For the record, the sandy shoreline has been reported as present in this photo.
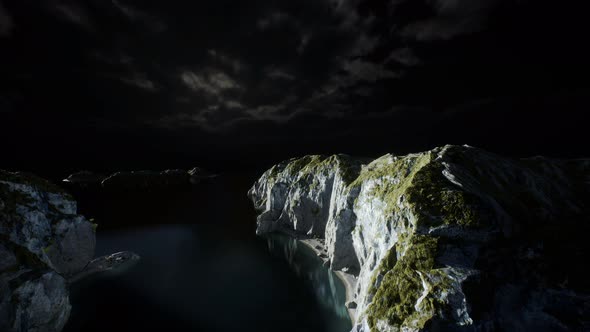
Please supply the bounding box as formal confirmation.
[298,239,357,323]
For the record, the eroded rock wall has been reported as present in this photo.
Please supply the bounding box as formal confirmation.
[0,170,96,332]
[249,145,590,332]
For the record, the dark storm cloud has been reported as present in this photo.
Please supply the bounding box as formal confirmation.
[342,59,398,83]
[385,48,420,67]
[52,2,95,30]
[119,72,158,92]
[207,50,245,75]
[180,70,241,97]
[400,0,502,40]
[1,0,589,167]
[111,0,167,33]
[0,1,13,36]
[257,11,292,31]
[120,0,393,131]
[3,0,399,132]
[265,67,296,81]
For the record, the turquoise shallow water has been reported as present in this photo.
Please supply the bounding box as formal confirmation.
[266,233,351,330]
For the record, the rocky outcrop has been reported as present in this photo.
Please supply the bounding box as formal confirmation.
[0,171,95,276]
[100,169,189,189]
[0,238,71,332]
[68,251,140,283]
[248,145,590,332]
[188,167,218,184]
[1,170,139,332]
[62,171,106,186]
[99,167,217,189]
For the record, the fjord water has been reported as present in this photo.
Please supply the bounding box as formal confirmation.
[63,174,351,332]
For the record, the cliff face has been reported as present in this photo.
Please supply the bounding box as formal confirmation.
[0,171,99,332]
[0,171,95,277]
[248,145,590,332]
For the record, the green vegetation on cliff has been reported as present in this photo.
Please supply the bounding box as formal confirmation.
[349,150,481,229]
[269,154,363,187]
[252,145,590,332]
[367,235,439,329]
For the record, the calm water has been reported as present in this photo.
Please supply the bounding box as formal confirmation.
[63,174,351,332]
[266,233,350,323]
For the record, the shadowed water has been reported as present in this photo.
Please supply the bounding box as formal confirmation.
[266,233,350,323]
[63,173,352,332]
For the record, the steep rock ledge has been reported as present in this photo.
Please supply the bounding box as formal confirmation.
[1,170,138,332]
[248,145,590,332]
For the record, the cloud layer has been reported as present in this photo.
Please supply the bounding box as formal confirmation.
[1,0,589,166]
[0,1,13,36]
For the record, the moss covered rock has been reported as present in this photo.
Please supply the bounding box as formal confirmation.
[0,170,95,276]
[1,170,141,332]
[249,145,590,332]
[0,236,71,332]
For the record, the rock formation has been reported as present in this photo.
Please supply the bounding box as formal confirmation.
[99,167,217,189]
[248,145,590,332]
[62,171,106,186]
[188,167,218,184]
[100,169,189,189]
[0,170,139,332]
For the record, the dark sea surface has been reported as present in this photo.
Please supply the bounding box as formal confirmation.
[62,174,351,332]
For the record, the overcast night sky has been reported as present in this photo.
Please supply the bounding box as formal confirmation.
[1,0,588,174]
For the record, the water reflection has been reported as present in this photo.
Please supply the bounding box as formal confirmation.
[66,225,352,332]
[266,233,351,328]
[63,174,352,332]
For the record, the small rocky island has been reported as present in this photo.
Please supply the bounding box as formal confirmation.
[0,170,139,332]
[63,167,217,190]
[248,145,590,332]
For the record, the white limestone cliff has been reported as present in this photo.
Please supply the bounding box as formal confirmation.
[0,170,139,332]
[249,145,590,332]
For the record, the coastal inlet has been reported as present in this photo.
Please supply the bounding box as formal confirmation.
[63,172,353,332]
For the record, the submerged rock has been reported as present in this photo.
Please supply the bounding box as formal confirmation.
[69,251,140,283]
[248,145,590,332]
[0,170,139,332]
